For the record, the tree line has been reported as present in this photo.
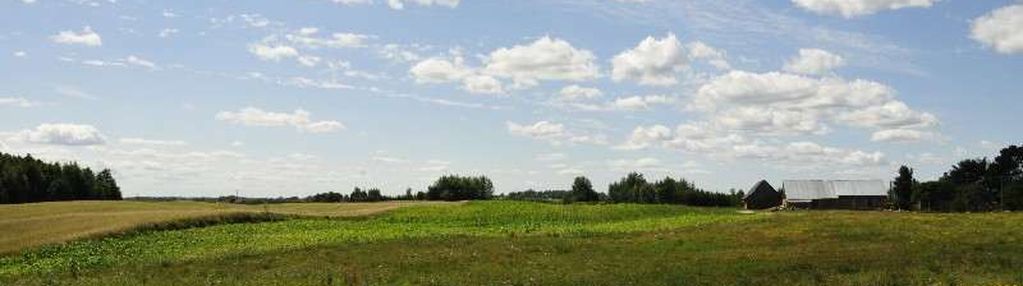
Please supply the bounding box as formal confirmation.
[501,173,741,207]
[890,144,1023,212]
[0,152,121,204]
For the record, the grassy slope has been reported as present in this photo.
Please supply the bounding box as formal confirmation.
[2,201,1023,285]
[0,200,450,254]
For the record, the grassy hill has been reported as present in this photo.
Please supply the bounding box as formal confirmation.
[1,201,1022,285]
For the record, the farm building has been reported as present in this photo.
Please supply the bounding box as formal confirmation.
[783,180,888,210]
[743,180,783,210]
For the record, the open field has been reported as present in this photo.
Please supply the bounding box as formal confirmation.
[0,200,452,254]
[2,201,1023,285]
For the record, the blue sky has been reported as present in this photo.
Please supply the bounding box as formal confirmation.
[1,0,1021,197]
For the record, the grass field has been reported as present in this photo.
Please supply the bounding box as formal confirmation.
[0,200,451,254]
[1,201,1022,285]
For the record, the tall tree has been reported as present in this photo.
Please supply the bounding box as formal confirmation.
[569,176,599,202]
[892,166,915,210]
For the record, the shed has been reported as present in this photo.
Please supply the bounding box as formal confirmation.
[783,180,888,210]
[743,180,782,210]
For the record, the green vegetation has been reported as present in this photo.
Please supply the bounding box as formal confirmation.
[0,152,121,204]
[2,200,1023,285]
[0,200,450,254]
[900,143,1023,212]
[426,174,494,201]
[609,173,742,206]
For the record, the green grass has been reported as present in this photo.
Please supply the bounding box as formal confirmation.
[2,201,1023,285]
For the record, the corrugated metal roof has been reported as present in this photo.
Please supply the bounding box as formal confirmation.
[783,180,887,201]
[784,180,834,201]
[830,180,887,197]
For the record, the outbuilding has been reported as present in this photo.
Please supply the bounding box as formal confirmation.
[743,180,783,210]
[783,180,888,210]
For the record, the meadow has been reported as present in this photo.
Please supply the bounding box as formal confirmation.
[1,200,1022,285]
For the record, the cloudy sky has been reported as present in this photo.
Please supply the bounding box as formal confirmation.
[1,0,1021,197]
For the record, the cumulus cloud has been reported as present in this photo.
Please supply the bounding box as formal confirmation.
[783,48,845,75]
[693,70,934,135]
[461,75,504,94]
[792,0,938,18]
[558,85,603,101]
[621,123,886,166]
[248,43,299,61]
[410,57,472,83]
[51,26,103,47]
[612,95,675,111]
[285,29,371,48]
[215,107,345,133]
[507,121,606,145]
[611,33,688,85]
[14,123,107,146]
[619,125,672,150]
[870,129,936,142]
[484,36,599,86]
[971,4,1023,55]
[686,41,730,70]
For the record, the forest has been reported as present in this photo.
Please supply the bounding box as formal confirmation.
[0,152,121,204]
[892,144,1023,212]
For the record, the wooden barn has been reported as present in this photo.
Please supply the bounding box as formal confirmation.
[743,180,783,210]
[783,180,888,210]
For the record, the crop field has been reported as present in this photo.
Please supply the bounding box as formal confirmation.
[0,200,451,254]
[2,201,1023,285]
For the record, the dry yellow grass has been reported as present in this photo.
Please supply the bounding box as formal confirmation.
[0,200,451,254]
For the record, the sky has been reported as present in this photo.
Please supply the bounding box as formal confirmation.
[1,0,1021,197]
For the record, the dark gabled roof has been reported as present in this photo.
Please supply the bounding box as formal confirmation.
[743,180,777,200]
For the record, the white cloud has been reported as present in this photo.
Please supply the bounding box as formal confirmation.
[119,138,188,146]
[971,4,1023,55]
[507,121,565,139]
[783,48,845,75]
[792,0,938,18]
[838,101,938,129]
[124,55,157,69]
[461,75,504,94]
[507,121,606,146]
[285,29,371,49]
[13,51,27,57]
[215,107,346,133]
[51,26,103,47]
[297,55,322,67]
[608,157,663,171]
[379,44,422,63]
[0,97,40,108]
[693,70,934,135]
[870,129,936,142]
[248,44,299,61]
[686,41,730,70]
[484,36,599,86]
[619,125,672,150]
[410,57,471,83]
[611,33,688,85]
[15,123,107,146]
[558,85,602,101]
[612,95,674,110]
[410,56,506,95]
